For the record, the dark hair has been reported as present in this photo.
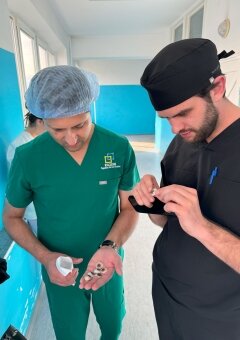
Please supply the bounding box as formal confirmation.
[24,111,42,127]
[196,74,225,101]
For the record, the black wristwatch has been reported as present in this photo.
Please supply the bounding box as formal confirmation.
[99,240,118,251]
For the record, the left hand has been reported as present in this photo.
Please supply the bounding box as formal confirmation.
[44,252,82,287]
[79,247,122,291]
[154,184,207,238]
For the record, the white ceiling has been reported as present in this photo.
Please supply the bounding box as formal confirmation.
[48,0,200,36]
[7,0,201,62]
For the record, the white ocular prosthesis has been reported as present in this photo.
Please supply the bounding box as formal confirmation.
[56,256,73,276]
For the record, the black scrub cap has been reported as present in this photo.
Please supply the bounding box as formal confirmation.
[140,38,235,111]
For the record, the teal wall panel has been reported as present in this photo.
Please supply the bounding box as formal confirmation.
[95,85,156,134]
[0,48,23,230]
[0,48,41,337]
[0,244,41,335]
[155,115,175,156]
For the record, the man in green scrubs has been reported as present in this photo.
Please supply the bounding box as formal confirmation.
[3,66,139,340]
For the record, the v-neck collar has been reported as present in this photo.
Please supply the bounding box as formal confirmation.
[49,124,96,167]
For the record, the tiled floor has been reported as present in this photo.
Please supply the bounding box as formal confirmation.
[26,135,162,340]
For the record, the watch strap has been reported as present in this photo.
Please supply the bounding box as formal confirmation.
[99,240,118,251]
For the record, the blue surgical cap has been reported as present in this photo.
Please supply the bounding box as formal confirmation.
[25,65,100,119]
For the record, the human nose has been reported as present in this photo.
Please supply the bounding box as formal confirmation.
[65,130,78,145]
[168,118,184,135]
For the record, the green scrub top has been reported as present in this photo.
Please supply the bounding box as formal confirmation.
[6,125,139,260]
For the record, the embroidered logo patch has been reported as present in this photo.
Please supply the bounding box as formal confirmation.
[104,154,114,165]
[101,153,121,170]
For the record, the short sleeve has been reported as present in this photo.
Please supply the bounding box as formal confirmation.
[6,143,16,168]
[119,142,140,191]
[5,149,33,208]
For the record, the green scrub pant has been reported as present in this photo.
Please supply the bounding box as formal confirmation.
[43,270,125,340]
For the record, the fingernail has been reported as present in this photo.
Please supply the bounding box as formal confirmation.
[151,188,158,196]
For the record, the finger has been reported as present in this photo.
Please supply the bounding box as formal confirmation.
[72,257,83,264]
[171,185,196,197]
[79,264,111,289]
[68,268,79,281]
[161,190,191,207]
[140,176,159,204]
[158,186,196,204]
[114,258,123,276]
[60,270,78,286]
[163,201,182,215]
[79,274,99,290]
[55,282,68,287]
[54,277,74,286]
[74,269,79,280]
[134,182,158,207]
[159,185,196,199]
[64,268,78,278]
[136,181,154,198]
[161,189,200,219]
[141,174,159,191]
[79,268,97,288]
[91,277,109,291]
[71,268,79,275]
[90,271,113,291]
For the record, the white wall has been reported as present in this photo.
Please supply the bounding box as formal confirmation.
[203,0,240,52]
[72,31,170,60]
[0,0,14,52]
[203,0,240,104]
[73,31,170,84]
[77,59,150,85]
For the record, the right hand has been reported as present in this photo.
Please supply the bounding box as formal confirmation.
[79,247,122,291]
[43,252,83,286]
[132,174,160,207]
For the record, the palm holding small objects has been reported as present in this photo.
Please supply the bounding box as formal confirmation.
[79,247,122,291]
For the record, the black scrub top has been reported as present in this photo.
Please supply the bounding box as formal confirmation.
[154,119,240,321]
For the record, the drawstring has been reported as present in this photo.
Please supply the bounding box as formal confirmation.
[218,50,235,60]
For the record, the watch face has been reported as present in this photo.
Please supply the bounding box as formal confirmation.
[100,240,118,250]
[103,240,113,246]
[101,240,115,247]
[218,18,230,38]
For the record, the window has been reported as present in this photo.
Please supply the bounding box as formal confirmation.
[189,6,204,38]
[171,3,204,41]
[174,23,183,42]
[10,16,57,106]
[38,45,48,70]
[19,29,37,88]
[48,52,56,67]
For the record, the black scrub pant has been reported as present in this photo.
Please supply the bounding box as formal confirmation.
[152,267,240,340]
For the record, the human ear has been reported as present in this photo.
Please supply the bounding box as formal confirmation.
[210,76,226,102]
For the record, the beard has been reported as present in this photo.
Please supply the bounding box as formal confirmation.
[181,100,218,143]
[62,139,85,152]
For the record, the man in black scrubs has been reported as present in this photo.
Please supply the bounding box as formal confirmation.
[133,38,240,339]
